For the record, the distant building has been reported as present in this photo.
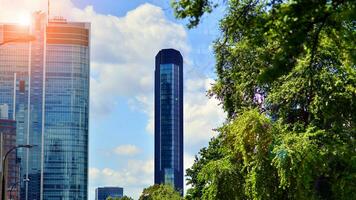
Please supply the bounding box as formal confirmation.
[0,104,9,119]
[0,12,90,199]
[0,119,18,200]
[95,187,124,200]
[154,49,184,194]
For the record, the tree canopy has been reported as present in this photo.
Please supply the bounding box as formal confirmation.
[139,184,183,200]
[106,196,134,200]
[172,0,356,199]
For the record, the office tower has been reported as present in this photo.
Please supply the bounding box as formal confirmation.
[0,118,18,200]
[0,104,9,119]
[95,187,124,200]
[154,49,184,194]
[0,12,90,199]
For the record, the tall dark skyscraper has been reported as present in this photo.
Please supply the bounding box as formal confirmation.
[0,12,90,199]
[154,49,184,194]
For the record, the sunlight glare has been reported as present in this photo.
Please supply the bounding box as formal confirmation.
[16,14,31,26]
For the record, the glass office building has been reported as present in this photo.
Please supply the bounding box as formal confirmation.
[95,187,123,200]
[154,49,183,194]
[0,119,19,200]
[0,12,90,200]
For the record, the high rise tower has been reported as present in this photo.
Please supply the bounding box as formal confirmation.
[154,49,183,194]
[0,12,90,199]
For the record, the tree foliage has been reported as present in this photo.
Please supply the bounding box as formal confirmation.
[121,196,134,200]
[106,196,134,200]
[172,0,356,199]
[185,136,227,200]
[139,184,183,200]
[172,0,218,28]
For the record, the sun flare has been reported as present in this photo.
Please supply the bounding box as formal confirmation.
[16,14,31,26]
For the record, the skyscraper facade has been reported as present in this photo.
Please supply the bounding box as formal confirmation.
[154,49,184,194]
[0,119,19,200]
[0,12,90,200]
[95,187,123,200]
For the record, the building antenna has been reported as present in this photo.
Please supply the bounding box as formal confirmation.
[48,0,50,22]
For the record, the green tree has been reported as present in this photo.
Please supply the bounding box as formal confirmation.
[120,196,134,200]
[185,136,227,200]
[172,0,356,199]
[139,184,183,200]
[190,110,283,200]
[106,196,134,200]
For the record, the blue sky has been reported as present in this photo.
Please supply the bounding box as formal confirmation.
[0,0,226,199]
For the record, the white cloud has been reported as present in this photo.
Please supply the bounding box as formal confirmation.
[89,159,153,199]
[89,167,101,180]
[114,144,141,156]
[184,78,225,145]
[184,153,195,193]
[69,3,190,115]
[90,153,197,198]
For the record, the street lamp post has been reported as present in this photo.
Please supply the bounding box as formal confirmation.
[1,145,35,200]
